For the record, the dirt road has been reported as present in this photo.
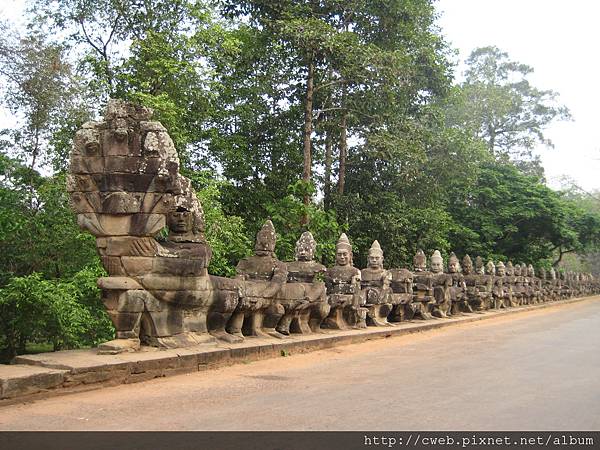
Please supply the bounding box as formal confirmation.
[1,299,599,431]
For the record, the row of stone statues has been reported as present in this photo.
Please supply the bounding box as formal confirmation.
[232,222,598,339]
[67,101,597,354]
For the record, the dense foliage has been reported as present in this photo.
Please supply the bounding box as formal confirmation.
[0,0,598,358]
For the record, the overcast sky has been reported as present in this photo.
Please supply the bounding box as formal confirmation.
[1,0,598,192]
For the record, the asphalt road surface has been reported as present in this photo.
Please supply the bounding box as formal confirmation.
[1,298,599,431]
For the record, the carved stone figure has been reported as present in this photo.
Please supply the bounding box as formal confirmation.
[504,261,517,307]
[430,250,451,318]
[527,264,541,303]
[361,240,393,326]
[447,252,469,315]
[411,249,435,319]
[472,256,490,310]
[513,264,525,305]
[521,262,532,305]
[68,100,233,353]
[538,267,549,302]
[323,234,366,329]
[463,255,482,311]
[388,268,414,322]
[283,231,329,334]
[229,220,287,339]
[485,260,499,309]
[548,267,558,301]
[491,261,506,309]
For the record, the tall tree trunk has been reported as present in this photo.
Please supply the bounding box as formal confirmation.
[337,109,348,195]
[301,54,315,226]
[324,128,333,210]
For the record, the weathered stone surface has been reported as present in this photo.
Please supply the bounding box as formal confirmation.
[94,173,156,192]
[140,274,211,291]
[101,192,143,214]
[66,174,97,192]
[77,213,165,237]
[104,156,165,174]
[102,130,141,157]
[98,276,143,290]
[70,156,104,174]
[141,193,173,214]
[68,192,95,213]
[72,128,101,156]
[148,290,213,307]
[103,290,148,312]
[0,365,68,399]
[140,120,167,133]
[105,236,158,256]
[97,339,141,355]
[152,257,210,276]
[107,311,142,332]
[144,131,177,159]
[121,256,155,276]
[101,256,126,276]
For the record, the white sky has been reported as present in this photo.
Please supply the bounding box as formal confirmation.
[436,0,600,192]
[1,0,599,192]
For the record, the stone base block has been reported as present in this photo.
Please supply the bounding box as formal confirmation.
[0,365,68,399]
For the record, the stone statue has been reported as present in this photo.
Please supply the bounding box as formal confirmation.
[513,264,525,306]
[504,261,517,307]
[411,249,435,320]
[463,255,482,311]
[521,262,532,305]
[484,260,497,310]
[548,267,558,301]
[538,267,548,302]
[529,265,540,303]
[491,261,506,309]
[282,231,329,334]
[323,234,366,329]
[388,268,414,322]
[361,240,393,326]
[229,220,287,339]
[430,250,451,318]
[68,100,241,353]
[474,256,494,312]
[447,252,469,315]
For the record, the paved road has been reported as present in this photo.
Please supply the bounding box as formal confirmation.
[1,299,599,431]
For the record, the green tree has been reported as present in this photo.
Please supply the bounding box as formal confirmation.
[447,46,571,175]
[446,161,599,265]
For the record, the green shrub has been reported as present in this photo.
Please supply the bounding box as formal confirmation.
[0,265,113,360]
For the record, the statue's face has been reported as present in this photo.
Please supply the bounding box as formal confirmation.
[463,261,473,275]
[255,236,275,255]
[367,254,383,269]
[167,209,193,234]
[295,243,314,262]
[486,263,495,275]
[336,248,350,266]
[448,261,459,274]
[414,260,426,272]
[430,259,443,274]
[497,266,506,276]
